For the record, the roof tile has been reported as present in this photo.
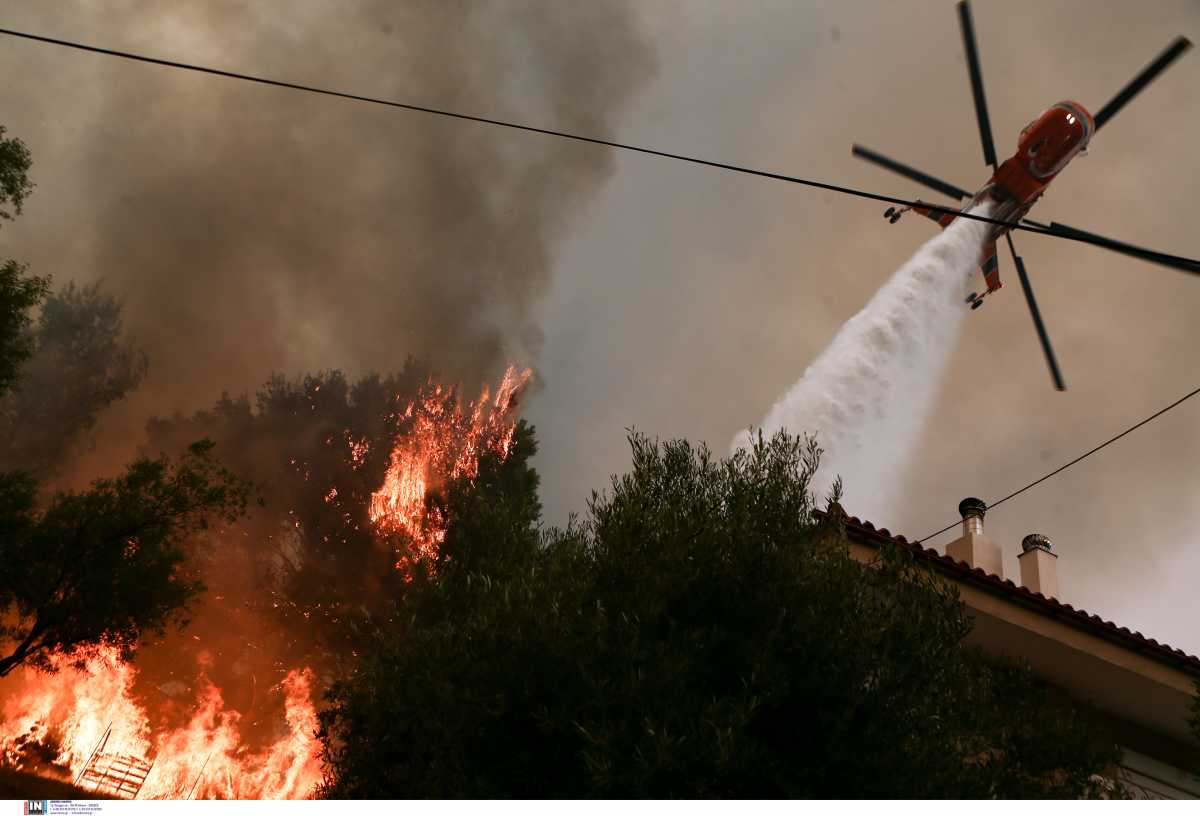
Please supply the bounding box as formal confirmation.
[823,507,1200,675]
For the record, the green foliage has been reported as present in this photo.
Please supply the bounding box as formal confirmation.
[0,440,249,677]
[0,126,33,226]
[432,419,543,581]
[318,429,1119,798]
[0,125,46,397]
[0,281,148,475]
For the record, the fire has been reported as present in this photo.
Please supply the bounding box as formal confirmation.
[367,364,532,577]
[0,648,322,799]
[1,364,534,798]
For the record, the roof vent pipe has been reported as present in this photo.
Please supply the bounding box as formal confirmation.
[946,497,1003,578]
[959,497,987,536]
[1018,533,1059,599]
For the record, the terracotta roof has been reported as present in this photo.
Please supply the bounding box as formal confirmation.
[821,507,1200,677]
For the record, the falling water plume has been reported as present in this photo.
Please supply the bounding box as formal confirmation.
[734,205,994,523]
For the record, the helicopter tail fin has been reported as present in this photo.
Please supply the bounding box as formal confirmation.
[965,242,1002,311]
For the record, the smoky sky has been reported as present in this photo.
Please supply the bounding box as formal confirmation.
[0,0,654,410]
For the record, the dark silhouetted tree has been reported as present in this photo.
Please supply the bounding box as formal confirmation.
[318,429,1121,798]
[0,127,46,396]
[0,260,47,401]
[0,281,148,475]
[0,440,248,677]
[138,362,545,708]
[142,363,435,668]
[0,125,33,225]
[0,126,247,678]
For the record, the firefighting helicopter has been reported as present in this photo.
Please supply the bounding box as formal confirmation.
[852,0,1195,391]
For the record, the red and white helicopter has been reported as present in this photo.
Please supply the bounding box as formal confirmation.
[853,0,1195,390]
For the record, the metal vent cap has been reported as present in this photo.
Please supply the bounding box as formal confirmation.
[958,497,988,519]
[1021,533,1052,553]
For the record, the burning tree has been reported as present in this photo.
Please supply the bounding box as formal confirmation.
[137,361,534,676]
[367,364,533,579]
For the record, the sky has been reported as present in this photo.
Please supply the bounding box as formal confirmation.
[1,0,1198,654]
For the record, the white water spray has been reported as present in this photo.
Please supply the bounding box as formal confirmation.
[734,206,993,523]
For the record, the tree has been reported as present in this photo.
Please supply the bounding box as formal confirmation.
[0,281,148,475]
[141,362,437,670]
[318,429,1120,798]
[0,127,46,396]
[0,125,33,226]
[124,365,541,734]
[0,126,247,678]
[0,260,47,400]
[0,440,248,677]
[0,129,147,477]
[0,128,147,477]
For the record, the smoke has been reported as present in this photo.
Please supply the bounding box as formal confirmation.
[733,206,993,523]
[1,0,655,422]
[0,2,657,789]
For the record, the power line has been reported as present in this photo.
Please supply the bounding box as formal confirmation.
[7,27,1199,546]
[917,383,1200,544]
[2,25,1198,270]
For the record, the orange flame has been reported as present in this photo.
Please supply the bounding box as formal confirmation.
[0,648,322,799]
[367,364,532,578]
[1,365,533,798]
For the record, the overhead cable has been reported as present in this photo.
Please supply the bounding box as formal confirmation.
[2,25,1199,268]
[916,383,1200,544]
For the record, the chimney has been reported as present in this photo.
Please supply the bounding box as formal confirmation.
[1018,533,1059,599]
[946,497,1003,578]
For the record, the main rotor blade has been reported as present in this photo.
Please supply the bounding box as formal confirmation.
[957,1,998,169]
[850,145,972,200]
[1023,218,1200,275]
[1094,36,1192,131]
[1005,233,1066,391]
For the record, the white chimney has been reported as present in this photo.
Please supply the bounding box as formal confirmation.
[946,497,1004,578]
[1018,533,1059,599]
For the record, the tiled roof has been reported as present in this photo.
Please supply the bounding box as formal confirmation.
[822,507,1200,677]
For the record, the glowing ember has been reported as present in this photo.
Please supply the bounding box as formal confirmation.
[367,364,532,577]
[0,648,321,799]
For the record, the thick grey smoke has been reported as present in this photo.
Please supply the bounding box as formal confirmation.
[733,207,992,524]
[0,0,655,420]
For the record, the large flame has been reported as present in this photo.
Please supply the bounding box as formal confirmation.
[0,647,321,799]
[1,364,533,798]
[365,364,532,577]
